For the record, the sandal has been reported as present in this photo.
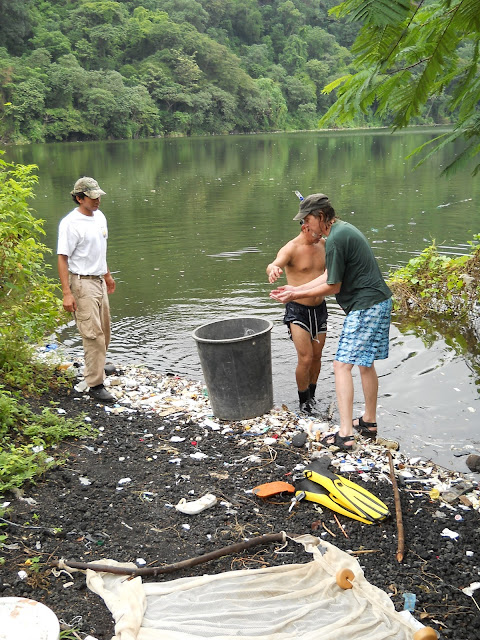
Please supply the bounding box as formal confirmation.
[320,431,354,452]
[353,416,377,439]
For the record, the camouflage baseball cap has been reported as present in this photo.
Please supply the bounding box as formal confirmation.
[293,193,330,221]
[70,177,106,198]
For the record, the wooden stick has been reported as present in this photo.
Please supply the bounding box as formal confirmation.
[322,522,336,537]
[53,532,287,577]
[333,513,348,538]
[387,450,405,563]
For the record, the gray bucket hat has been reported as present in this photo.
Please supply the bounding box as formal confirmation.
[293,193,330,221]
[70,177,106,199]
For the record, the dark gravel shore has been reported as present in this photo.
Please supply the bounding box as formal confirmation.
[1,372,479,640]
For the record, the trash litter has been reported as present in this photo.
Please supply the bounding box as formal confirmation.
[74,380,89,393]
[440,528,459,540]
[462,582,480,597]
[289,491,305,512]
[175,493,217,515]
[376,437,400,450]
[0,597,60,639]
[252,482,295,498]
[403,592,416,612]
[189,451,208,460]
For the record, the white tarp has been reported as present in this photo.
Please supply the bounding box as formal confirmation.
[82,534,426,640]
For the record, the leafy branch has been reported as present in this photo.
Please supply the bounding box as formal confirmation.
[321,0,480,174]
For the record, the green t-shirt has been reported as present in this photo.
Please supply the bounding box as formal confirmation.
[326,220,392,314]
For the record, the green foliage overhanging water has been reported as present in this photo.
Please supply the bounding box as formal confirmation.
[388,236,480,367]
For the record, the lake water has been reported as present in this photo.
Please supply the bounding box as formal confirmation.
[4,129,480,471]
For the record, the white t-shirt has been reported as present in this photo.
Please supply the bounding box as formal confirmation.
[57,208,108,276]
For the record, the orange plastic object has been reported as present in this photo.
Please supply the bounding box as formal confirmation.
[413,628,438,640]
[252,481,296,498]
[336,568,354,590]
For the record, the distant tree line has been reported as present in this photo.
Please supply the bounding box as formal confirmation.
[0,0,454,143]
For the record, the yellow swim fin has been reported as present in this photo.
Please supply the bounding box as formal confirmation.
[303,457,390,523]
[294,477,375,525]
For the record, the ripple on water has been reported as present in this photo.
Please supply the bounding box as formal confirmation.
[57,300,479,474]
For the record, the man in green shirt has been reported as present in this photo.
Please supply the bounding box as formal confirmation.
[270,193,392,451]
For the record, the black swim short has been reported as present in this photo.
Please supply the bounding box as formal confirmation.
[284,301,328,340]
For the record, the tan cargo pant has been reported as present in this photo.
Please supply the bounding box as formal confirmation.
[69,275,111,388]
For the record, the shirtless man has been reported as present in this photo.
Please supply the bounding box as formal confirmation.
[266,195,328,414]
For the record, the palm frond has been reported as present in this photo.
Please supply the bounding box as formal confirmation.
[322,0,480,174]
[455,0,480,29]
[330,0,412,26]
[405,115,480,176]
[440,141,480,176]
[322,75,352,94]
[351,24,406,64]
[319,70,380,126]
[450,40,480,112]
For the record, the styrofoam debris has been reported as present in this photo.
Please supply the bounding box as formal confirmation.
[440,528,459,539]
[190,451,208,460]
[47,359,480,514]
[462,582,480,597]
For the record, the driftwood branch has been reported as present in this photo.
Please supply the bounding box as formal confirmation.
[53,532,287,577]
[387,451,405,563]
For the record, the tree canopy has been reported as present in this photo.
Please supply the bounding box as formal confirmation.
[0,0,470,144]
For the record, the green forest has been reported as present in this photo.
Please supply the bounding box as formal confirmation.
[0,0,459,143]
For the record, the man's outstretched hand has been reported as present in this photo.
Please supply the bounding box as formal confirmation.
[270,285,295,303]
[267,265,283,283]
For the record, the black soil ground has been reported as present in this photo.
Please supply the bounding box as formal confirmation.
[1,378,479,640]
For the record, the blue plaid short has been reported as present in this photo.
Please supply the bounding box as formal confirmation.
[335,298,392,367]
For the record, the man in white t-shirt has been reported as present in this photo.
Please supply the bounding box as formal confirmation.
[57,177,116,403]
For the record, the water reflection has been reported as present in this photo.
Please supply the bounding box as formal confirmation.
[4,130,480,472]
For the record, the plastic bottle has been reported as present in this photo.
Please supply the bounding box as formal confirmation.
[294,190,304,201]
